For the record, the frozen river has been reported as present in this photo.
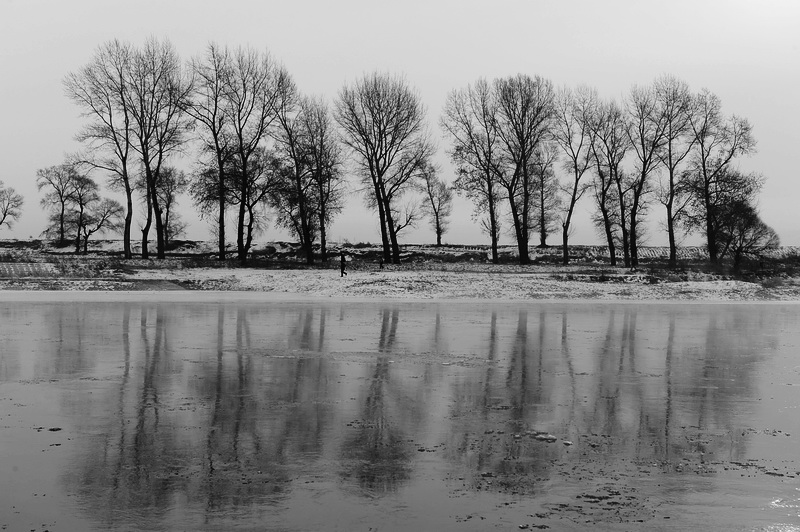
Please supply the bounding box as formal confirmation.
[1,294,799,531]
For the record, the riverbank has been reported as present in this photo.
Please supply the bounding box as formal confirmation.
[2,265,800,301]
[2,239,800,301]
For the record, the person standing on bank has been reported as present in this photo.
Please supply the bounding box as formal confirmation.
[340,251,347,277]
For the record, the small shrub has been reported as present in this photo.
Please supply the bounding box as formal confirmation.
[761,276,784,289]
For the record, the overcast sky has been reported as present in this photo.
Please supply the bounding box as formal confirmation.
[1,0,798,247]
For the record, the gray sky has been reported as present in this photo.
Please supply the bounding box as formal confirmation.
[1,0,798,246]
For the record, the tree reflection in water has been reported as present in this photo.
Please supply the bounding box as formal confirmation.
[340,307,411,494]
[3,300,791,529]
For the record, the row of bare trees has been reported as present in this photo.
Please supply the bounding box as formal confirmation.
[442,74,777,267]
[60,39,349,264]
[49,37,775,267]
[63,38,189,259]
[185,44,346,265]
[58,41,455,265]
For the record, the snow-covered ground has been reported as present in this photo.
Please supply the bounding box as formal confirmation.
[116,266,796,301]
[2,239,800,300]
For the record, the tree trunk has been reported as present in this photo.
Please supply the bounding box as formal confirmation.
[146,168,166,260]
[383,198,401,264]
[59,204,66,246]
[297,180,314,265]
[666,199,677,268]
[667,213,677,268]
[217,156,226,262]
[123,184,133,259]
[630,215,638,268]
[237,201,246,264]
[616,198,630,268]
[389,229,401,263]
[705,197,718,264]
[141,182,152,259]
[620,219,630,268]
[237,173,247,264]
[629,192,641,268]
[318,206,328,262]
[153,203,166,259]
[615,180,630,268]
[244,205,256,259]
[163,203,171,250]
[488,193,499,264]
[75,208,84,254]
[706,218,717,263]
[507,191,528,265]
[520,178,531,265]
[600,206,616,266]
[562,189,579,265]
[629,181,646,268]
[301,218,313,265]
[374,179,391,264]
[539,183,547,247]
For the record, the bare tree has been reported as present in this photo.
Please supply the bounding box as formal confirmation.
[301,97,345,262]
[185,43,232,260]
[417,164,453,246]
[79,198,124,254]
[155,166,189,247]
[0,181,23,231]
[36,164,78,245]
[654,75,695,267]
[127,37,192,259]
[64,40,135,258]
[272,74,317,264]
[687,89,757,263]
[552,86,594,264]
[227,147,280,255]
[268,94,344,263]
[588,98,630,266]
[133,164,187,250]
[530,141,560,247]
[441,79,503,263]
[225,47,283,263]
[493,74,555,264]
[335,72,432,264]
[269,162,313,249]
[626,82,668,267]
[67,173,100,253]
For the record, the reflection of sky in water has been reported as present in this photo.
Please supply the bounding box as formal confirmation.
[0,300,799,531]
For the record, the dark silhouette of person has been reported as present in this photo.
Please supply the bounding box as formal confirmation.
[340,252,347,277]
